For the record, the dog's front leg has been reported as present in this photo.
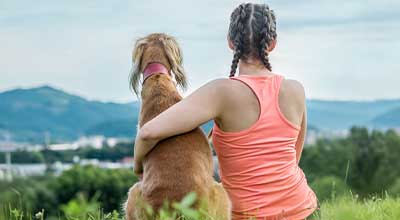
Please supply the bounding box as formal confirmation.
[125,182,145,220]
[208,182,232,220]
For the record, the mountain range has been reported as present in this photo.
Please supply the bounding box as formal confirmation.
[0,86,399,143]
[0,86,138,143]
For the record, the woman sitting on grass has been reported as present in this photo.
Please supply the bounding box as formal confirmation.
[134,3,318,220]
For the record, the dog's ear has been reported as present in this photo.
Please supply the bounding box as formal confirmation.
[130,37,147,95]
[161,36,188,90]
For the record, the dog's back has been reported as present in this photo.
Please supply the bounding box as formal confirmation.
[139,74,214,210]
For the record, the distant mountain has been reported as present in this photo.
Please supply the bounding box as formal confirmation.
[371,107,400,128]
[86,118,138,138]
[0,86,399,143]
[307,99,400,129]
[0,86,139,143]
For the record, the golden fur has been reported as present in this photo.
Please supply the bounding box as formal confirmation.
[125,33,231,220]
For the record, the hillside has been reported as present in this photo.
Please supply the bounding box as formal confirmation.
[371,107,400,128]
[307,99,400,129]
[0,86,139,143]
[0,86,399,143]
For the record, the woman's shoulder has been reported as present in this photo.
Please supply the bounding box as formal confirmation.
[280,78,305,101]
[204,77,242,93]
[278,77,306,114]
[190,78,238,105]
[199,78,251,107]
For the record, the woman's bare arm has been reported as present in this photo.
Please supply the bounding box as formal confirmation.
[280,79,307,164]
[291,80,307,164]
[295,109,307,164]
[133,79,228,174]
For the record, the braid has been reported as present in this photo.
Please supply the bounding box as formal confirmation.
[228,3,277,75]
[230,50,241,77]
[259,5,272,71]
[229,4,247,77]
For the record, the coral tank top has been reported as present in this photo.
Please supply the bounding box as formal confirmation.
[212,74,317,220]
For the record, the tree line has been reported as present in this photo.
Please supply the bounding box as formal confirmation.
[300,127,400,200]
[1,126,400,219]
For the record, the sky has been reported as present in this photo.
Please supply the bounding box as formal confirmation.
[0,0,399,102]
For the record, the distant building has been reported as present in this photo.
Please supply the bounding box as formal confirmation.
[47,136,132,151]
[75,136,105,149]
[121,156,134,165]
[0,135,132,152]
[49,143,79,151]
[305,129,349,146]
[0,141,44,152]
[0,164,47,178]
[106,138,119,148]
[106,137,131,147]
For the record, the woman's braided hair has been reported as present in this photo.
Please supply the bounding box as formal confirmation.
[228,3,277,77]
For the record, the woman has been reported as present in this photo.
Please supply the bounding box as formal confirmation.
[133,3,318,220]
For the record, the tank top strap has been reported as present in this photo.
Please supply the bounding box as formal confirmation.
[272,74,284,98]
[229,76,264,99]
[230,74,284,105]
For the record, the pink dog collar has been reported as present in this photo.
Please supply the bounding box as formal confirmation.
[143,63,170,82]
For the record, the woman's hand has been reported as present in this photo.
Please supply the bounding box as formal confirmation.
[133,159,143,175]
[133,128,160,175]
[133,139,143,175]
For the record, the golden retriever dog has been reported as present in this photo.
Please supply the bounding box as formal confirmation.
[125,33,231,220]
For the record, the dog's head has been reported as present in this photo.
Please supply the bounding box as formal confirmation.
[130,33,187,96]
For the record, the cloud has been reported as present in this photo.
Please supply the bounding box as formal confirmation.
[0,0,399,101]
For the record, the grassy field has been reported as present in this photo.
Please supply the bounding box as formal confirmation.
[2,193,400,220]
[319,195,400,220]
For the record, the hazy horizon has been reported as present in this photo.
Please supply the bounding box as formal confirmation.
[2,84,400,104]
[1,0,399,102]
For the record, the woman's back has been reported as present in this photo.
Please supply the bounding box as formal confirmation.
[213,73,305,135]
[212,74,317,220]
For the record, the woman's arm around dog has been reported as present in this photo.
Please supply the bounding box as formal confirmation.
[134,79,229,174]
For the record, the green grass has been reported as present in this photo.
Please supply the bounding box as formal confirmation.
[320,195,400,220]
[2,193,400,220]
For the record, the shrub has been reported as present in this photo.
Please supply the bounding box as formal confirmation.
[310,176,348,202]
[388,178,400,196]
